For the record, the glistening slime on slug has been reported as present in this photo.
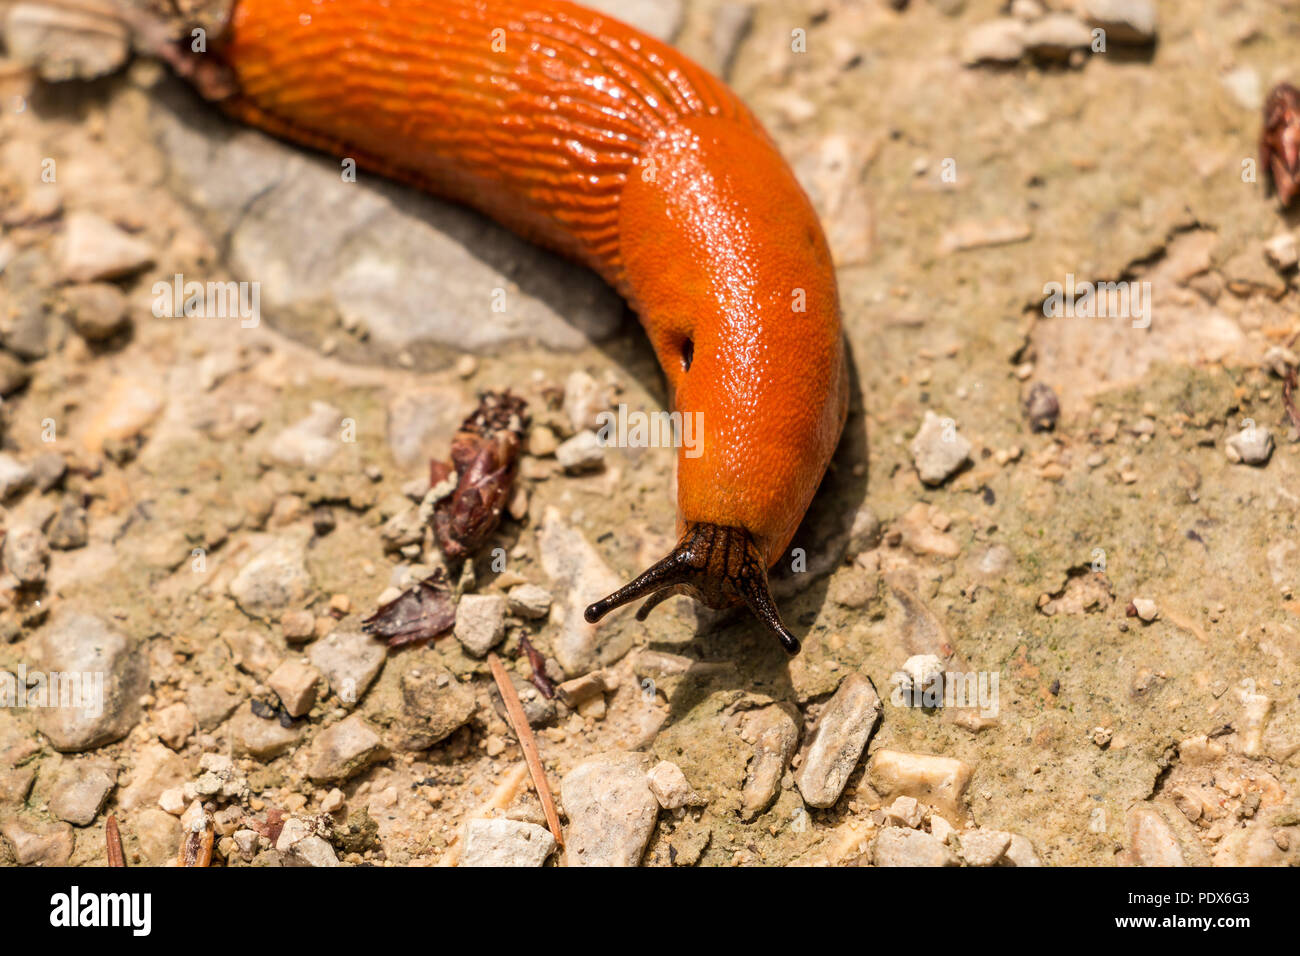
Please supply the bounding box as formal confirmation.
[192,0,850,653]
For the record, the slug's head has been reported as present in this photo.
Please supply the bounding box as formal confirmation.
[584,522,799,655]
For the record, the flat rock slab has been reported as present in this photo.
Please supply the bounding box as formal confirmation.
[461,818,556,867]
[150,84,623,359]
[561,752,658,867]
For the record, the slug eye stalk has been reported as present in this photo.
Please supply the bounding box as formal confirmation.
[584,522,801,656]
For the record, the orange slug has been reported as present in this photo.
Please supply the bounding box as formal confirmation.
[199,0,849,653]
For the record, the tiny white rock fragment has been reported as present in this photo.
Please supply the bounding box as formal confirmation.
[1264,233,1298,270]
[453,594,507,657]
[1131,597,1159,623]
[1225,425,1273,466]
[910,411,971,486]
[646,760,698,810]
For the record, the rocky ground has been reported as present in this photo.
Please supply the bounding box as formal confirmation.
[0,0,1298,867]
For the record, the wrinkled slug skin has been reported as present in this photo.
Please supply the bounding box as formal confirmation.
[217,0,849,565]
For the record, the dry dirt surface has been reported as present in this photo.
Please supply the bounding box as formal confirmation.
[0,0,1298,868]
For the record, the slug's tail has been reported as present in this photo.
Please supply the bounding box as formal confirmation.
[583,523,801,656]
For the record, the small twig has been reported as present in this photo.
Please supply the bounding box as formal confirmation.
[487,652,563,847]
[105,815,126,867]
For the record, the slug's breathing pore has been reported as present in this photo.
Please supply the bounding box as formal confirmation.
[584,524,800,656]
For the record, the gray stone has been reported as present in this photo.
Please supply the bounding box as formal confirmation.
[556,430,606,473]
[538,507,626,675]
[561,752,658,867]
[308,714,388,783]
[453,594,506,657]
[135,808,180,865]
[910,411,971,486]
[229,535,313,619]
[461,818,556,867]
[185,684,242,731]
[1124,806,1186,866]
[1226,424,1273,466]
[1002,833,1043,866]
[386,387,467,468]
[1085,0,1156,44]
[153,103,622,356]
[394,661,476,750]
[63,282,129,341]
[507,583,553,620]
[191,753,248,803]
[1023,13,1091,59]
[0,816,73,865]
[962,18,1026,65]
[0,454,34,500]
[270,402,343,470]
[267,659,320,717]
[740,705,799,820]
[0,352,30,396]
[873,828,958,867]
[230,702,302,760]
[58,211,152,282]
[490,670,556,728]
[154,702,194,750]
[116,742,189,812]
[955,828,1012,866]
[1,289,52,360]
[647,760,698,810]
[710,2,754,78]
[883,795,926,828]
[276,816,340,867]
[48,759,117,825]
[34,612,148,752]
[3,526,48,585]
[308,630,385,707]
[3,3,130,81]
[47,500,88,550]
[794,673,882,808]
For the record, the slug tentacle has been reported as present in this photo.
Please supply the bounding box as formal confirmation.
[584,523,801,656]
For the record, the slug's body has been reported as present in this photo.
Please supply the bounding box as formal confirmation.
[209,0,849,651]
